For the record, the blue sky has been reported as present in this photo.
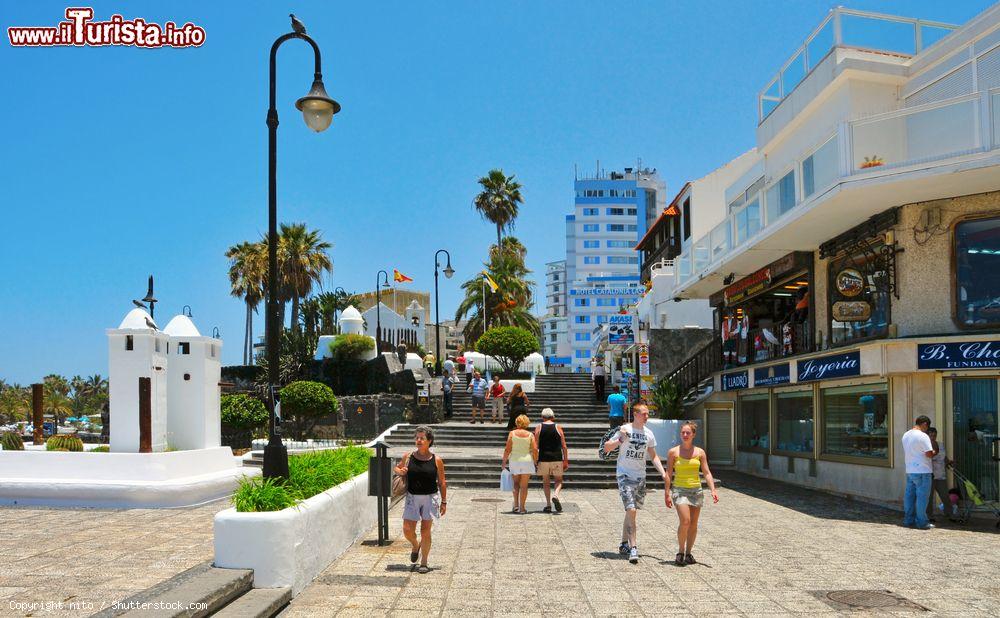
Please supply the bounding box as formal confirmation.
[0,0,992,384]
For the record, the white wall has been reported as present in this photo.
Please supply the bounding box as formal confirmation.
[167,338,222,450]
[108,331,169,453]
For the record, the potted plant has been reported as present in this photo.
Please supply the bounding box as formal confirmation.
[860,155,884,169]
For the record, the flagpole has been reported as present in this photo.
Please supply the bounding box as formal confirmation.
[482,276,487,334]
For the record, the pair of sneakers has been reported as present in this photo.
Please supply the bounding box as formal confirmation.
[618,542,639,564]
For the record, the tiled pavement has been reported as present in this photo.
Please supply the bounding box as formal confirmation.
[0,500,228,616]
[284,472,1000,617]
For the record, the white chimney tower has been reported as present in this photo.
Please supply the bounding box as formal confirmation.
[107,308,169,452]
[164,313,222,450]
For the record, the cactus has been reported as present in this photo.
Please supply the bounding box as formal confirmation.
[90,445,110,453]
[1,431,25,451]
[45,434,84,452]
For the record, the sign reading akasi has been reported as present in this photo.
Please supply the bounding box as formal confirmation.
[918,341,1000,369]
[721,370,749,391]
[796,351,861,382]
[754,363,790,387]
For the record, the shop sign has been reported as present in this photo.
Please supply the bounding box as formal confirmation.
[608,314,635,345]
[835,268,865,297]
[417,388,429,406]
[724,267,771,306]
[918,341,1000,369]
[639,375,654,400]
[832,301,871,322]
[797,351,861,382]
[754,363,790,387]
[638,344,650,376]
[721,370,749,391]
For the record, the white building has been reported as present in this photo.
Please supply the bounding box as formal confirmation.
[360,301,425,349]
[163,313,222,451]
[542,260,570,365]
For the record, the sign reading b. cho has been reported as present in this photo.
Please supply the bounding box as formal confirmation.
[918,341,1000,369]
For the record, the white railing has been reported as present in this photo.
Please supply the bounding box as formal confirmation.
[670,90,998,297]
[759,7,957,120]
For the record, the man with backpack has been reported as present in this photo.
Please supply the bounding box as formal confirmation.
[601,402,666,564]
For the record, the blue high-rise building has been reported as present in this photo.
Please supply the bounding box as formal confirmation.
[556,167,666,370]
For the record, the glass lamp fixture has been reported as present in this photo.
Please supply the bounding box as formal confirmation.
[443,263,455,279]
[295,79,340,132]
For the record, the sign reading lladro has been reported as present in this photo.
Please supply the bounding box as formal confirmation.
[721,370,749,391]
[796,351,861,382]
[918,341,1000,369]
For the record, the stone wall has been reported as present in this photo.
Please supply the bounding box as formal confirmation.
[649,328,716,378]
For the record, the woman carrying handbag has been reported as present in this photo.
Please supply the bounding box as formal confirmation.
[393,426,447,573]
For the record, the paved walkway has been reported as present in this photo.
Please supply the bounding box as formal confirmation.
[0,500,228,616]
[284,472,1000,617]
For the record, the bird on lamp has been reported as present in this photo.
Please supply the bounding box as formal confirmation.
[290,14,307,34]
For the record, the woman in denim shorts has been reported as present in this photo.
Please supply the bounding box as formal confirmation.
[395,426,447,573]
[664,422,719,566]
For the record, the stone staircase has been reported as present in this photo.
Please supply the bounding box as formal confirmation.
[448,373,608,423]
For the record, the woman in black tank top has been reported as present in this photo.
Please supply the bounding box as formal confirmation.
[534,409,568,512]
[394,426,447,573]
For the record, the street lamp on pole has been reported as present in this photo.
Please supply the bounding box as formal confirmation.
[263,16,340,480]
[376,270,390,352]
[333,286,346,333]
[433,249,454,375]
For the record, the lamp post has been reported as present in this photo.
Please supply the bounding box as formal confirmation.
[433,249,454,375]
[333,286,346,333]
[376,270,390,351]
[263,17,341,480]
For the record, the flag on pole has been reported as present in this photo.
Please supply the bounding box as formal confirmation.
[393,269,413,283]
[481,271,499,293]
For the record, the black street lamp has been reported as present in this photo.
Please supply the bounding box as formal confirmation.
[333,286,346,333]
[263,17,341,480]
[433,249,454,375]
[376,270,390,351]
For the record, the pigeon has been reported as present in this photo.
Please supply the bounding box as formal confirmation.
[144,316,159,330]
[132,300,148,310]
[290,14,306,34]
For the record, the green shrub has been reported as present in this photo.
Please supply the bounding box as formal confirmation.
[328,334,374,361]
[233,445,371,512]
[221,394,268,430]
[1,431,24,451]
[46,435,84,452]
[280,381,340,440]
[650,377,685,420]
[475,326,539,373]
[90,445,110,452]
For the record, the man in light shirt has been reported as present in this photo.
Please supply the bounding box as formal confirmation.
[901,415,936,530]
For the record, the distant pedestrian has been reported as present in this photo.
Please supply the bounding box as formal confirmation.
[503,414,538,514]
[467,370,489,424]
[487,375,506,424]
[535,408,568,513]
[602,403,666,564]
[443,356,455,378]
[927,427,952,522]
[593,359,607,401]
[902,415,936,530]
[395,426,447,574]
[664,422,719,566]
[441,372,456,418]
[464,357,474,385]
[506,383,530,431]
[423,352,436,374]
[607,385,627,429]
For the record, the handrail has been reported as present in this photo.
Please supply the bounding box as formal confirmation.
[666,337,723,399]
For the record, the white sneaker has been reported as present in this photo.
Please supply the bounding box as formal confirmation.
[629,546,639,564]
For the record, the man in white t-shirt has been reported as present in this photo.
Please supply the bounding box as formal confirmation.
[901,415,936,530]
[602,403,667,564]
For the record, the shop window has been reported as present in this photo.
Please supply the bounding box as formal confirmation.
[828,241,890,345]
[955,216,1000,327]
[774,389,814,456]
[738,393,770,451]
[820,383,889,462]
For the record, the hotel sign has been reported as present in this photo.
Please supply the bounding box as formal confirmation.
[797,351,861,382]
[918,341,1000,369]
[724,267,771,306]
[754,363,790,387]
[721,370,749,391]
[570,288,638,296]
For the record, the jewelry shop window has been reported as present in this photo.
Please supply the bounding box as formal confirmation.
[821,383,889,463]
[738,393,770,452]
[955,216,1000,327]
[774,389,814,457]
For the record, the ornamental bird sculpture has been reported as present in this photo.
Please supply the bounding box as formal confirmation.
[290,14,306,34]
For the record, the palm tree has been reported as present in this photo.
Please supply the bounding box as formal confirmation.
[226,241,266,364]
[454,236,539,344]
[474,169,523,248]
[279,223,332,335]
[299,297,322,339]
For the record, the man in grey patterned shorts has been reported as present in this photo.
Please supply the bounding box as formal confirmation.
[602,403,667,564]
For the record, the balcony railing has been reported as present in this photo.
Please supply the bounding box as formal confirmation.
[670,89,998,299]
[759,8,957,121]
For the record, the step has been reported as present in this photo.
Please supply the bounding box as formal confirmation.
[214,587,291,618]
[92,561,252,618]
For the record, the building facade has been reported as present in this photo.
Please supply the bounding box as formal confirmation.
[543,260,570,365]
[647,5,1000,511]
[561,168,666,370]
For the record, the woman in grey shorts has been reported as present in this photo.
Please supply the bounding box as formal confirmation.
[664,422,718,566]
[394,426,447,573]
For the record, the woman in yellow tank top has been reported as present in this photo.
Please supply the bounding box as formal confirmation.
[664,422,719,566]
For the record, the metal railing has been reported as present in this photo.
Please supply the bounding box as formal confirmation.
[666,337,723,400]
